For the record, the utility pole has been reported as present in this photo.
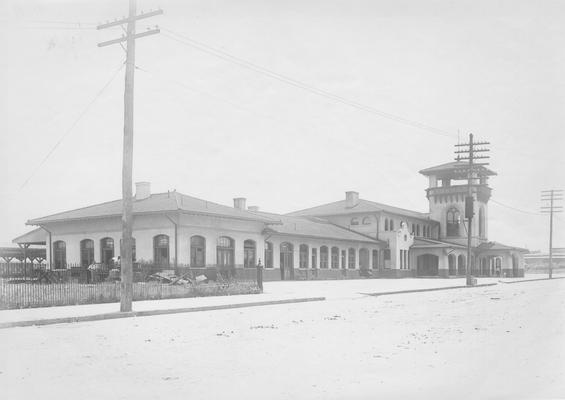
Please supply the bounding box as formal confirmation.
[455,133,490,286]
[541,189,563,279]
[97,1,162,312]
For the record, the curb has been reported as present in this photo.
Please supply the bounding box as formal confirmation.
[361,283,497,297]
[499,276,565,284]
[0,297,326,330]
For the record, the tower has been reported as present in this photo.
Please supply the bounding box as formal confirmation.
[419,161,496,247]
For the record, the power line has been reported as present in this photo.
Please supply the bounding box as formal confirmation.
[136,64,426,210]
[161,28,456,139]
[490,199,541,216]
[20,62,125,189]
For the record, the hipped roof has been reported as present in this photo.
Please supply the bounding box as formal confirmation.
[27,192,279,225]
[287,198,430,220]
[254,211,383,244]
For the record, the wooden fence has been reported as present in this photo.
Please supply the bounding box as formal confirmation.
[0,262,260,310]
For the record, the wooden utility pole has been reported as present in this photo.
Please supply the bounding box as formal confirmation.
[97,1,162,312]
[541,189,563,279]
[455,134,490,286]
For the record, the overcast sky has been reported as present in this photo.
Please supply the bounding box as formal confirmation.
[0,0,563,250]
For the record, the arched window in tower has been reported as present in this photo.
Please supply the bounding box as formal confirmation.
[479,206,486,238]
[390,220,394,230]
[384,218,389,231]
[446,208,460,237]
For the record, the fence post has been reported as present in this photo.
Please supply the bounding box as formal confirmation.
[256,259,263,292]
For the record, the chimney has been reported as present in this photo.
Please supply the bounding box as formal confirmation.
[248,206,259,212]
[233,197,246,210]
[345,191,359,208]
[135,182,151,200]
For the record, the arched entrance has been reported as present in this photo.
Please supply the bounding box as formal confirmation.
[280,242,294,280]
[457,255,466,275]
[417,254,439,276]
[448,254,456,276]
[359,248,370,270]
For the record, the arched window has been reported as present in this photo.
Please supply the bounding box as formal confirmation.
[320,246,329,269]
[390,220,394,230]
[350,217,359,226]
[311,248,318,269]
[479,206,486,238]
[348,248,356,269]
[100,237,115,266]
[53,240,66,269]
[457,254,466,275]
[331,247,339,269]
[80,239,94,267]
[384,218,389,231]
[448,254,456,276]
[372,249,379,269]
[265,241,273,268]
[280,242,294,277]
[299,244,309,269]
[359,248,369,269]
[217,236,234,268]
[362,217,371,225]
[190,236,206,267]
[446,208,460,237]
[411,223,415,234]
[416,225,421,237]
[244,240,256,268]
[153,235,170,266]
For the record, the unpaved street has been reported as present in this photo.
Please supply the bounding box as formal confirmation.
[0,279,563,399]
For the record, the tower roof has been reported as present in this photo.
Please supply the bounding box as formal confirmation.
[419,161,496,179]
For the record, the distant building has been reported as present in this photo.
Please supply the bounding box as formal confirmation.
[14,161,526,279]
[524,248,565,272]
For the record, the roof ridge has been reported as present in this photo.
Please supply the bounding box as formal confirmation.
[360,199,429,218]
[286,199,346,216]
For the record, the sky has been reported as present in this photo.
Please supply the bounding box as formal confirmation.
[0,0,563,250]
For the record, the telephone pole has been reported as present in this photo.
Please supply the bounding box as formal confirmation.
[541,189,563,279]
[455,133,490,286]
[97,1,162,312]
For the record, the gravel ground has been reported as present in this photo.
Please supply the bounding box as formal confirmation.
[0,278,563,399]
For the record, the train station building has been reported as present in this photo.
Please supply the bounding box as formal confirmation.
[14,160,526,279]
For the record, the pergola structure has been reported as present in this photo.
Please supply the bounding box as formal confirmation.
[3,228,47,264]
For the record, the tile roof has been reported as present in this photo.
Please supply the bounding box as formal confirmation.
[287,198,431,220]
[411,238,466,249]
[27,192,279,225]
[253,211,382,244]
[476,241,529,253]
[419,161,496,177]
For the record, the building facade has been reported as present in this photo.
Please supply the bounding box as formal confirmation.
[15,161,526,280]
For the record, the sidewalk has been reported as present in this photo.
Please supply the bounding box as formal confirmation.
[0,275,533,328]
